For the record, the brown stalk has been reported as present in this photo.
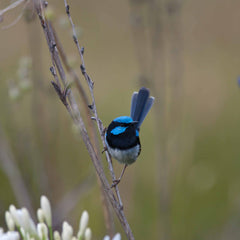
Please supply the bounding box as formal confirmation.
[33,1,135,239]
[52,25,115,236]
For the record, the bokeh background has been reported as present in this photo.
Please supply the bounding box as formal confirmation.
[1,0,240,239]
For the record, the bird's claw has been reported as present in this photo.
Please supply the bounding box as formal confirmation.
[102,147,107,154]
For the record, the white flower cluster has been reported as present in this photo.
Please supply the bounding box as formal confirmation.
[0,196,121,240]
[8,56,32,101]
[102,233,121,240]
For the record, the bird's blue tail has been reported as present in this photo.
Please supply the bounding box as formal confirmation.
[130,87,155,129]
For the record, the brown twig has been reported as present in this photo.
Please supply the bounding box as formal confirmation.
[128,1,184,239]
[52,24,115,237]
[63,0,133,236]
[63,0,123,208]
[1,6,24,29]
[0,0,26,20]
[33,1,134,239]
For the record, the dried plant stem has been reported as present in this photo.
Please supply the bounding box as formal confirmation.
[0,123,34,217]
[128,0,184,239]
[62,0,123,209]
[52,25,115,237]
[0,0,26,19]
[1,7,24,29]
[33,1,134,239]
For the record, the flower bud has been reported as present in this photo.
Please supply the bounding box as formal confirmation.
[84,228,92,240]
[61,221,73,240]
[5,211,15,231]
[77,211,89,237]
[37,223,48,240]
[37,209,45,223]
[102,236,110,240]
[9,205,20,226]
[112,233,121,240]
[53,231,61,240]
[40,195,52,226]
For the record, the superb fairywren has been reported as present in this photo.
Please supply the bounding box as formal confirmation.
[105,87,154,186]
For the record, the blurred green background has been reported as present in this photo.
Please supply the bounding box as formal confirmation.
[1,0,240,239]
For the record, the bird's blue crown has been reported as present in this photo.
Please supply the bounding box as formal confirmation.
[113,116,133,123]
[108,116,139,136]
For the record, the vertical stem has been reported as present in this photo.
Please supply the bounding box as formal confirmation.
[34,1,135,238]
[0,123,34,217]
[52,26,115,236]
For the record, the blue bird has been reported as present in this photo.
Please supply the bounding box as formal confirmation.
[105,87,155,186]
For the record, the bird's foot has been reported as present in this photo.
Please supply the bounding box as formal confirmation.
[102,146,108,154]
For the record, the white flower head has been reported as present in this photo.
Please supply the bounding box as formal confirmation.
[40,195,52,226]
[112,233,121,240]
[21,208,36,235]
[28,218,37,236]
[37,223,48,240]
[37,209,45,223]
[102,236,110,240]
[5,211,15,231]
[103,233,121,240]
[8,207,36,236]
[9,205,20,226]
[84,228,92,240]
[53,231,61,240]
[0,231,20,240]
[77,211,89,237]
[61,221,73,240]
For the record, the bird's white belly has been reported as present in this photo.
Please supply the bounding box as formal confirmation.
[106,142,140,165]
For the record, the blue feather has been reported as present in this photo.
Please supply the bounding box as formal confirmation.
[130,87,155,129]
[111,126,128,135]
[136,130,139,136]
[113,116,133,123]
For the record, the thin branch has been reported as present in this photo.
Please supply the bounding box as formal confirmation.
[1,9,23,29]
[63,0,123,208]
[33,1,134,239]
[52,25,115,236]
[128,1,184,240]
[1,0,30,29]
[0,0,26,20]
[63,1,134,236]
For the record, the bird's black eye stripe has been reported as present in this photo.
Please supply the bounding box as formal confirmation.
[120,122,129,127]
[115,122,136,127]
[111,122,129,128]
